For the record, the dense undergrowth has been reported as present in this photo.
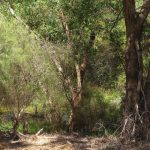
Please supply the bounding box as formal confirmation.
[0,1,125,137]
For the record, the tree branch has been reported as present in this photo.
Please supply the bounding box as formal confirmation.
[110,7,123,33]
[138,0,150,25]
[52,53,74,103]
[59,10,71,48]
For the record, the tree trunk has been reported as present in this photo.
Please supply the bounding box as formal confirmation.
[68,32,95,133]
[13,117,19,136]
[144,63,150,110]
[23,120,29,134]
[69,88,81,133]
[122,0,150,140]
[69,107,78,133]
[144,63,150,139]
[123,34,144,139]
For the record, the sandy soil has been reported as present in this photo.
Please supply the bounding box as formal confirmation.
[0,134,150,150]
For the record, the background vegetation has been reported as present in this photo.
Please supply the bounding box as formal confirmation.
[0,0,149,139]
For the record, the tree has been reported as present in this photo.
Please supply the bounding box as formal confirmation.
[51,0,100,132]
[122,0,150,139]
[4,0,126,134]
[0,15,36,135]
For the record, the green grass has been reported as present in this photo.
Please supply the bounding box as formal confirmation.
[0,120,13,132]
[0,116,59,134]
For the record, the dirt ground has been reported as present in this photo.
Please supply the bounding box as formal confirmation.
[0,134,150,150]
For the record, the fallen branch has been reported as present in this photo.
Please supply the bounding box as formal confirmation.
[36,128,43,136]
[10,139,22,144]
[16,131,29,139]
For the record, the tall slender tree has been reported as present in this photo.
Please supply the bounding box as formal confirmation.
[53,0,99,132]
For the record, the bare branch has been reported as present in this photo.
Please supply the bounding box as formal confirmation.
[52,53,74,103]
[36,128,43,136]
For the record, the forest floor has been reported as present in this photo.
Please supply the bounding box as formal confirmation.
[0,134,150,150]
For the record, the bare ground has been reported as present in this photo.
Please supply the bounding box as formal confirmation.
[0,134,150,150]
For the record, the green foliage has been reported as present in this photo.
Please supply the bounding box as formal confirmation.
[0,120,12,132]
[0,114,60,133]
[10,0,64,42]
[0,14,36,109]
[69,83,122,134]
[27,118,57,133]
[0,12,65,118]
[0,0,128,135]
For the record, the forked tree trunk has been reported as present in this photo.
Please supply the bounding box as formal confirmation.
[122,0,150,139]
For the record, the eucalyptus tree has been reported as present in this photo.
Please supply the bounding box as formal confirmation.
[54,0,125,132]
[122,0,150,139]
[54,0,100,132]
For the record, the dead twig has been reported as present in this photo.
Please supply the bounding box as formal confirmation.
[16,132,29,139]
[36,128,43,136]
